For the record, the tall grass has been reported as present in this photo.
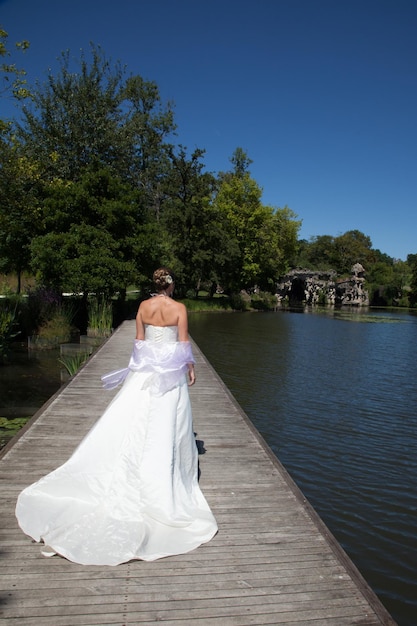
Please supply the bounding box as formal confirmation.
[58,351,90,376]
[87,297,113,337]
[181,297,232,312]
[30,301,78,349]
[0,300,20,362]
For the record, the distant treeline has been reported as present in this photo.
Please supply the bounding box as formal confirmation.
[1,33,416,307]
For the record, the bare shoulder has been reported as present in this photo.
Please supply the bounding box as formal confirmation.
[175,300,187,312]
[138,296,155,310]
[136,299,148,317]
[174,300,189,318]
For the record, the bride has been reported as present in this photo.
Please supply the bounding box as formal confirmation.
[15,268,218,566]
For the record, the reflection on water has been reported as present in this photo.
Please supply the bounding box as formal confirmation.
[0,342,62,446]
[189,309,417,626]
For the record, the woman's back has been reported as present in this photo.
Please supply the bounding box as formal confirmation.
[137,296,189,342]
[145,324,178,343]
[139,295,182,328]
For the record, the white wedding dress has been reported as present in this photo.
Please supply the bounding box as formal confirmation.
[15,325,217,566]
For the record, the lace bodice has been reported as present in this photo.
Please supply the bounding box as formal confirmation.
[144,325,178,343]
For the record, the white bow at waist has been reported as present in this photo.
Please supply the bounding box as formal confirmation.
[101,340,195,395]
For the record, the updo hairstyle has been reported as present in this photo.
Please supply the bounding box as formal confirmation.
[153,267,175,292]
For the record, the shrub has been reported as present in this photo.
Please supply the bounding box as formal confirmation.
[20,287,62,337]
[250,291,278,311]
[29,302,78,349]
[229,292,250,311]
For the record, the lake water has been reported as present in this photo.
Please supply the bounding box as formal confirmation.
[2,310,416,624]
[189,308,417,626]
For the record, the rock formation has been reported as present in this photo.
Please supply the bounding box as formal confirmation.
[275,263,369,306]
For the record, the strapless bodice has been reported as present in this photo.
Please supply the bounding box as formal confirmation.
[144,325,178,343]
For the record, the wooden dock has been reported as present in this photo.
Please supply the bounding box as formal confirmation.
[0,320,396,625]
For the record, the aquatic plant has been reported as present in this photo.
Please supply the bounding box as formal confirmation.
[0,301,20,363]
[58,351,90,377]
[87,297,113,337]
[0,416,30,449]
[29,299,78,350]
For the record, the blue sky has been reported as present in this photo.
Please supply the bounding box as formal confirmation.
[1,0,416,260]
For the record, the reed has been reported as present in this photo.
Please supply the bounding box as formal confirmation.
[58,351,90,376]
[87,297,113,337]
[0,301,20,362]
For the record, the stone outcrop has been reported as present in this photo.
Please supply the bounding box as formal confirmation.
[275,263,369,306]
[336,263,369,306]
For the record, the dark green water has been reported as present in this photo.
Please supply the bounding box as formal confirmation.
[189,308,417,626]
[0,343,62,447]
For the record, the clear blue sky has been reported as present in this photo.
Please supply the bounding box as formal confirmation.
[1,0,416,260]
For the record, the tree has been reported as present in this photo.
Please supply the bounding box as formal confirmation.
[0,26,30,118]
[160,146,235,295]
[230,147,253,177]
[213,148,300,291]
[15,45,176,295]
[366,260,395,305]
[298,235,337,270]
[18,46,130,182]
[18,45,175,186]
[123,75,175,218]
[30,165,141,296]
[333,230,374,274]
[0,29,34,291]
[390,260,411,306]
[297,230,375,275]
[408,254,417,307]
[0,133,42,292]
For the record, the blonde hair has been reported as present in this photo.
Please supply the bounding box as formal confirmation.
[153,267,174,291]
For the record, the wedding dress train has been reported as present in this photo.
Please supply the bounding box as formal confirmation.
[15,325,217,565]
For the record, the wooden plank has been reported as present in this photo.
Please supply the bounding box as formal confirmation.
[0,320,397,625]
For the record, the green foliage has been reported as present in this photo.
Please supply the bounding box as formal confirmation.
[122,74,176,214]
[7,42,405,304]
[180,297,232,312]
[23,286,62,335]
[0,299,20,362]
[213,149,301,291]
[293,232,415,307]
[0,132,42,292]
[31,313,72,348]
[0,416,30,449]
[160,146,232,295]
[0,416,29,430]
[408,254,417,307]
[30,166,140,295]
[87,296,113,336]
[295,235,337,270]
[229,147,253,177]
[12,46,177,297]
[0,27,30,102]
[58,351,90,376]
[250,291,278,311]
[18,45,175,185]
[19,46,130,180]
[295,231,374,274]
[334,230,374,274]
[28,296,77,349]
[228,292,250,311]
